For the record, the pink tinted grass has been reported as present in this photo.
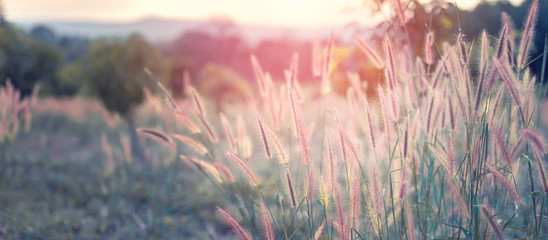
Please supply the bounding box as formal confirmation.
[448,96,455,130]
[314,221,326,240]
[517,0,538,69]
[216,206,252,240]
[196,113,218,142]
[172,133,208,155]
[190,87,206,118]
[213,162,235,183]
[481,205,504,240]
[384,35,397,91]
[307,164,315,200]
[285,168,297,207]
[457,32,468,64]
[378,85,393,143]
[175,112,201,134]
[334,182,348,240]
[426,95,435,134]
[488,165,522,205]
[256,113,271,158]
[493,57,522,108]
[406,202,416,240]
[251,55,267,96]
[521,128,546,154]
[226,151,260,186]
[424,31,434,65]
[493,126,514,169]
[496,24,508,59]
[322,31,334,83]
[313,38,321,76]
[136,128,175,149]
[260,202,274,240]
[220,113,237,152]
[369,159,383,217]
[353,34,384,68]
[288,83,311,165]
[350,173,361,229]
[396,0,406,25]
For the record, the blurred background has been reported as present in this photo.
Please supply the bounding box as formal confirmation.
[1,0,547,238]
[5,0,547,102]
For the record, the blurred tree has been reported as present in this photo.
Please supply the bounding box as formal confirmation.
[78,34,171,161]
[165,29,252,98]
[23,25,90,96]
[29,25,56,45]
[0,25,62,97]
[0,0,5,25]
[197,63,252,111]
[57,36,89,63]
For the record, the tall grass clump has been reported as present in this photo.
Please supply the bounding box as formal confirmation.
[0,80,33,159]
[142,1,548,238]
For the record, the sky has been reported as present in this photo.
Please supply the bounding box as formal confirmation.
[8,0,525,28]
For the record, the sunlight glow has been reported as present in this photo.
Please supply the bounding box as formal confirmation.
[8,0,525,28]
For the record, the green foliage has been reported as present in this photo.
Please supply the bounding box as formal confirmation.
[0,25,62,97]
[79,34,170,116]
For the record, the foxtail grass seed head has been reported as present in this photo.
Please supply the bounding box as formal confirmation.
[378,85,393,143]
[322,31,334,95]
[265,124,289,165]
[406,202,416,240]
[517,0,538,70]
[481,30,489,65]
[256,113,271,158]
[251,55,267,96]
[318,176,331,208]
[457,32,468,64]
[368,159,383,217]
[175,112,201,134]
[384,35,397,91]
[196,112,218,143]
[190,87,206,118]
[448,95,455,130]
[496,24,508,59]
[260,202,274,240]
[353,34,384,68]
[285,168,297,207]
[489,165,522,205]
[521,128,546,154]
[213,162,235,183]
[216,206,252,240]
[288,83,311,165]
[426,95,435,134]
[334,182,348,240]
[474,59,487,118]
[220,113,237,152]
[137,128,175,149]
[481,205,505,240]
[493,57,521,108]
[172,133,208,156]
[424,31,434,65]
[312,37,321,77]
[226,151,260,186]
[314,221,326,240]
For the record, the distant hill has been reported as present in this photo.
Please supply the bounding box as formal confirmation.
[14,17,364,45]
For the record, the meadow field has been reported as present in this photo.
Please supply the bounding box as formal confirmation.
[2,0,548,239]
